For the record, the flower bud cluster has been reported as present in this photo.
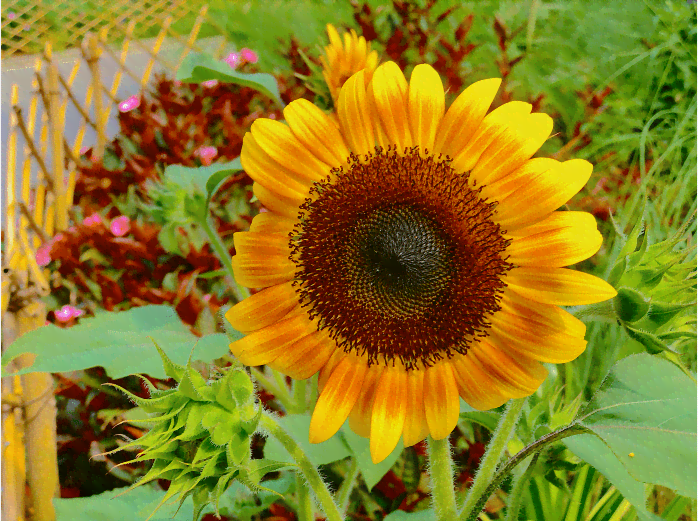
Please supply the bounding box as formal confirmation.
[609,216,696,358]
[108,344,261,520]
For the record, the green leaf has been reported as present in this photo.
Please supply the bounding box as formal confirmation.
[646,301,696,328]
[2,306,230,379]
[263,414,351,466]
[241,459,296,487]
[340,425,403,490]
[564,434,662,521]
[578,354,697,498]
[624,325,669,354]
[54,484,204,521]
[383,510,436,520]
[205,157,243,200]
[177,53,284,108]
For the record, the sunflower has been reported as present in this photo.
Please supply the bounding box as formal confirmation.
[320,24,379,106]
[226,61,616,464]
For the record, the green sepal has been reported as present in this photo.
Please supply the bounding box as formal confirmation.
[153,340,186,381]
[646,300,696,328]
[624,325,668,354]
[626,222,648,270]
[104,383,186,413]
[241,404,262,435]
[227,432,251,466]
[607,256,627,287]
[179,363,214,402]
[176,403,208,441]
[614,287,650,323]
[192,438,223,465]
[228,370,255,407]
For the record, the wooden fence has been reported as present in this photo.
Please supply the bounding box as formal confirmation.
[1,6,230,519]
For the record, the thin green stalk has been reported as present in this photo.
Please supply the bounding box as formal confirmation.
[504,451,541,521]
[336,458,360,515]
[199,215,249,302]
[296,473,314,521]
[459,398,526,520]
[428,436,458,521]
[260,413,343,521]
[292,379,308,413]
[464,423,588,521]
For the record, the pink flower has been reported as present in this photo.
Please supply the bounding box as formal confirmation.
[7,12,16,20]
[240,48,258,64]
[55,305,84,323]
[174,80,182,87]
[110,216,131,237]
[35,244,52,267]
[79,146,90,155]
[201,79,218,88]
[224,52,240,69]
[82,213,102,226]
[195,146,218,166]
[118,95,140,113]
[202,294,212,303]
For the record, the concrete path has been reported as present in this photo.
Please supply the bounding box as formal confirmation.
[2,35,228,223]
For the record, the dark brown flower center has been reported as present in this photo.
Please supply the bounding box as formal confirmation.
[290,147,512,369]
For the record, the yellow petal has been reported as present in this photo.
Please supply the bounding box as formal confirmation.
[370,368,407,463]
[267,330,335,380]
[309,356,367,443]
[369,62,412,151]
[506,211,603,267]
[249,212,297,234]
[488,320,587,364]
[233,231,291,257]
[348,365,383,438]
[451,353,509,411]
[493,159,593,230]
[284,99,350,168]
[506,267,617,305]
[231,237,296,288]
[408,64,445,154]
[318,348,345,392]
[337,69,375,156]
[253,182,303,219]
[229,309,313,366]
[469,340,548,397]
[242,134,311,198]
[472,113,553,186]
[423,363,459,440]
[250,119,330,183]
[402,370,428,447]
[433,78,501,157]
[497,288,587,337]
[225,280,298,333]
[451,101,532,174]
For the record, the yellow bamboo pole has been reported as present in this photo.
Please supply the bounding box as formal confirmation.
[7,85,19,257]
[17,301,58,521]
[84,33,105,160]
[175,5,209,69]
[45,43,68,232]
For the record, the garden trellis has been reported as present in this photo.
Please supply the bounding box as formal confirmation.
[1,5,230,519]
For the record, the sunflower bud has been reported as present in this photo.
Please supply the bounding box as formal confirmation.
[609,214,696,358]
[106,342,263,520]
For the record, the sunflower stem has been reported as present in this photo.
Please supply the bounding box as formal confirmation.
[296,472,314,521]
[336,457,360,515]
[260,413,343,521]
[292,379,308,413]
[458,397,526,520]
[504,450,541,521]
[427,436,458,521]
[199,214,249,303]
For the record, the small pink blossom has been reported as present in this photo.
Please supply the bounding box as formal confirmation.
[35,244,52,267]
[55,305,84,323]
[110,216,131,237]
[259,207,269,213]
[7,11,16,20]
[79,146,90,155]
[201,79,218,88]
[174,80,182,87]
[118,95,140,113]
[269,113,277,120]
[240,48,258,64]
[224,52,240,69]
[195,146,218,166]
[82,213,102,226]
[202,294,212,303]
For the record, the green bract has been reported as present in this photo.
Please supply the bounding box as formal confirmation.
[609,214,697,360]
[104,343,284,521]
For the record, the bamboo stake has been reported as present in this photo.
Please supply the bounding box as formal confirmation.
[7,85,18,257]
[45,43,68,232]
[17,301,58,521]
[84,33,106,160]
[175,5,209,69]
